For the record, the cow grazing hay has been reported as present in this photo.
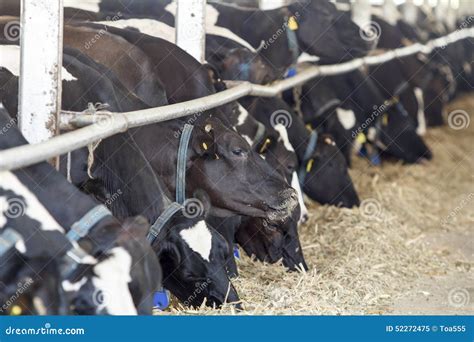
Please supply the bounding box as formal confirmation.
[167,93,473,315]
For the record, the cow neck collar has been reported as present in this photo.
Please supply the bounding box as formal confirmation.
[283,9,300,67]
[0,228,22,258]
[176,124,194,204]
[60,204,113,276]
[147,123,194,244]
[315,99,341,118]
[298,129,318,186]
[66,205,112,242]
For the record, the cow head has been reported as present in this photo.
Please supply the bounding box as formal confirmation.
[301,134,360,208]
[151,209,240,308]
[187,117,299,225]
[63,246,138,315]
[208,46,276,84]
[377,107,433,163]
[288,0,375,63]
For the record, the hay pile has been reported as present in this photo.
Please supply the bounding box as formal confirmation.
[172,94,474,315]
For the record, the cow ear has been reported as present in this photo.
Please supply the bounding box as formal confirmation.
[158,241,182,267]
[192,125,216,157]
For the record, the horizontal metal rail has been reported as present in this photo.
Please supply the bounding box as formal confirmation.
[0,28,473,171]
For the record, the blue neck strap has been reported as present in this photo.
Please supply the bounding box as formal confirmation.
[285,18,300,64]
[66,205,112,242]
[147,202,183,244]
[176,124,194,205]
[298,130,318,186]
[0,228,22,257]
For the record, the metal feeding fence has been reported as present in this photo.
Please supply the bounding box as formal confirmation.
[0,0,473,172]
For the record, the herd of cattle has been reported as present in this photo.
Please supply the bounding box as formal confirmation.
[0,0,472,315]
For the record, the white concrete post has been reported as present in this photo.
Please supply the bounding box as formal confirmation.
[176,0,206,63]
[259,0,287,10]
[18,0,63,146]
[351,0,372,28]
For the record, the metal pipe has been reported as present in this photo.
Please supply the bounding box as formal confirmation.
[1,28,473,172]
[18,0,63,168]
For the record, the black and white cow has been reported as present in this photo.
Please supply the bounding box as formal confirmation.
[0,108,162,315]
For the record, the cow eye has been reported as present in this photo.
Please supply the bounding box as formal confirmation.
[232,148,245,157]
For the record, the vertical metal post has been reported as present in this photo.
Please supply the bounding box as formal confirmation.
[402,0,419,26]
[259,0,287,10]
[176,0,206,63]
[19,0,63,149]
[383,0,400,26]
[351,0,372,28]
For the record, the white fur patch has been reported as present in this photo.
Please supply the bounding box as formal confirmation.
[92,247,137,315]
[414,87,426,136]
[0,45,77,81]
[96,18,176,44]
[165,1,255,51]
[64,0,100,13]
[242,134,253,146]
[179,220,212,262]
[0,196,8,227]
[236,104,249,126]
[0,171,64,232]
[297,52,320,63]
[291,172,308,224]
[273,124,295,152]
[336,108,356,130]
[62,277,88,292]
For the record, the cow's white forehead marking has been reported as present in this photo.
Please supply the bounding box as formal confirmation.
[179,220,212,262]
[0,45,77,81]
[0,171,63,232]
[273,124,295,152]
[92,247,137,315]
[64,0,100,13]
[336,108,356,130]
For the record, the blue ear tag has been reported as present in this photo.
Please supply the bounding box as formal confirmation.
[370,153,381,166]
[233,246,240,260]
[358,145,368,158]
[153,289,170,310]
[285,67,297,78]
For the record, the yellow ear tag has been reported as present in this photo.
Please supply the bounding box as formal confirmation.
[259,138,271,154]
[305,124,313,132]
[306,159,314,173]
[288,16,299,31]
[382,114,389,126]
[11,305,22,316]
[202,142,208,151]
[356,133,367,145]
